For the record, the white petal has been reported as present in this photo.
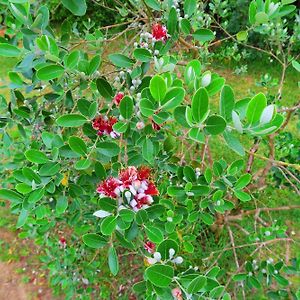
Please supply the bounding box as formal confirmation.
[260,105,275,125]
[93,210,112,218]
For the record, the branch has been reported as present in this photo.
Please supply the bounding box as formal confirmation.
[226,205,300,221]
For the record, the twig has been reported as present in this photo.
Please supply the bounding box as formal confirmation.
[226,205,300,221]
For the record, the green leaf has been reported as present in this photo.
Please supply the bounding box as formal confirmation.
[184,0,197,17]
[96,78,113,99]
[66,50,80,69]
[142,139,154,163]
[28,188,44,203]
[101,216,117,235]
[292,60,300,72]
[220,85,235,121]
[144,0,160,11]
[61,0,87,16]
[255,12,268,24]
[145,225,164,243]
[140,98,155,117]
[235,174,252,189]
[68,136,87,156]
[97,142,120,157]
[0,189,23,203]
[234,190,251,202]
[150,75,167,103]
[108,246,119,276]
[133,48,152,62]
[187,276,207,294]
[16,209,28,228]
[205,115,226,135]
[75,159,91,170]
[108,53,134,68]
[56,114,87,127]
[0,43,21,57]
[246,93,267,125]
[192,29,215,43]
[113,121,128,133]
[192,87,209,123]
[9,71,23,85]
[174,106,190,128]
[223,131,245,156]
[119,96,134,119]
[209,286,225,298]
[180,19,191,35]
[161,87,185,110]
[189,128,205,143]
[88,55,101,75]
[236,31,248,41]
[98,197,117,212]
[39,163,60,176]
[36,65,64,80]
[25,149,49,164]
[200,212,215,225]
[249,1,257,24]
[145,265,174,287]
[82,233,107,249]
[167,7,178,35]
[56,196,68,214]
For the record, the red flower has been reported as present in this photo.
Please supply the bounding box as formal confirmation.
[152,24,168,42]
[59,237,66,244]
[145,182,159,196]
[119,166,138,187]
[152,121,161,131]
[92,115,118,138]
[97,177,121,198]
[114,92,124,105]
[144,241,156,254]
[137,166,151,181]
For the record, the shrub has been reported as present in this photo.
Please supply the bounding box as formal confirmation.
[0,0,299,299]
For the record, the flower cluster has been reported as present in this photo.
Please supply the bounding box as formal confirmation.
[96,166,159,211]
[147,248,183,265]
[92,115,119,138]
[152,24,168,42]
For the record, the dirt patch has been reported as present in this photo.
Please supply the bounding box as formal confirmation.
[0,226,59,300]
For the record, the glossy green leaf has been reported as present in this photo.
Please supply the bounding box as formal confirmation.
[69,136,87,156]
[145,265,174,287]
[205,115,226,135]
[0,43,21,57]
[25,149,49,164]
[108,53,134,68]
[108,246,119,276]
[101,216,117,235]
[150,75,167,103]
[119,96,134,119]
[56,114,87,127]
[82,233,107,249]
[36,65,64,80]
[61,0,87,16]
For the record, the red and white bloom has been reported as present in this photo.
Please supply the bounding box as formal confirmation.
[59,236,67,248]
[152,24,168,42]
[96,166,159,211]
[92,115,119,138]
[172,287,183,300]
[144,241,156,254]
[114,92,124,105]
[96,177,123,198]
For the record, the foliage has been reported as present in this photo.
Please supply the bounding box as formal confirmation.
[0,0,299,299]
